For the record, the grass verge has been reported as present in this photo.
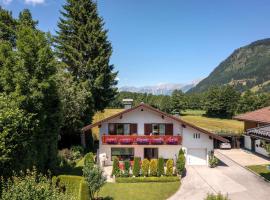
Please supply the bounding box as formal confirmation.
[247,165,270,181]
[116,176,180,183]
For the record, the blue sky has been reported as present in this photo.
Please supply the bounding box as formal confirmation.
[1,0,270,87]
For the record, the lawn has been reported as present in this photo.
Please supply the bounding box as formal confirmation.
[99,182,180,200]
[247,165,270,181]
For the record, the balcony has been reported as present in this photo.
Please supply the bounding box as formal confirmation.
[102,135,182,145]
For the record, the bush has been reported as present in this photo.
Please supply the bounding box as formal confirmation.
[157,157,165,177]
[84,152,95,169]
[83,165,106,200]
[71,145,84,160]
[122,160,130,177]
[1,169,74,200]
[176,149,185,175]
[142,159,150,177]
[205,193,230,200]
[132,157,141,177]
[150,159,158,176]
[111,157,120,177]
[166,159,174,176]
[209,155,219,168]
[116,176,180,183]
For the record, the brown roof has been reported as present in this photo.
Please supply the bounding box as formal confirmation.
[82,103,228,142]
[234,106,270,124]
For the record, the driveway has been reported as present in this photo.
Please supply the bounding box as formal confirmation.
[168,151,270,200]
[216,149,270,166]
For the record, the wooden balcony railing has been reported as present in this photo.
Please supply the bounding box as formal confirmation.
[102,135,182,145]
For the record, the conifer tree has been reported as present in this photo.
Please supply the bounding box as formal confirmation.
[55,0,117,139]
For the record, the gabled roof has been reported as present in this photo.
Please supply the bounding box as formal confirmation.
[82,103,228,142]
[234,107,270,124]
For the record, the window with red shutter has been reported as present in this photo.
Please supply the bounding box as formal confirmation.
[130,124,137,135]
[165,124,173,135]
[144,124,152,135]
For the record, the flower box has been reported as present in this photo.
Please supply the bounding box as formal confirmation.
[136,138,150,145]
[119,138,133,145]
[105,138,118,144]
[166,137,178,145]
[151,138,164,145]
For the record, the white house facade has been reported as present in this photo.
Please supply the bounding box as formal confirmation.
[82,103,227,166]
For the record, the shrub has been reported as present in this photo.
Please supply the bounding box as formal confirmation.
[132,157,141,177]
[71,145,84,160]
[150,159,158,176]
[122,160,130,177]
[209,155,219,168]
[176,149,185,175]
[111,157,120,177]
[205,193,230,200]
[83,165,106,200]
[84,152,95,169]
[1,169,74,200]
[157,157,165,177]
[166,159,174,176]
[116,176,180,183]
[142,159,150,177]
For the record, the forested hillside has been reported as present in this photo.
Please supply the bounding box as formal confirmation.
[190,39,270,93]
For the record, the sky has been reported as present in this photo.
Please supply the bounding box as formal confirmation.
[1,0,270,87]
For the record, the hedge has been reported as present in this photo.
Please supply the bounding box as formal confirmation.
[53,175,89,200]
[115,176,180,183]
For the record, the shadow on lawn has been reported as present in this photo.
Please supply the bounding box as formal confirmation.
[55,165,83,176]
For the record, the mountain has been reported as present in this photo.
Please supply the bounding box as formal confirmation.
[189,38,270,93]
[119,80,201,95]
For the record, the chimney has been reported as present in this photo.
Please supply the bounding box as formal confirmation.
[123,99,133,109]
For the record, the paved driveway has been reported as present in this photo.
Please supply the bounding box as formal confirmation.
[217,149,270,166]
[168,152,270,200]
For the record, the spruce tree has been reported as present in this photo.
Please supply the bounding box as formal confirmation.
[55,0,117,139]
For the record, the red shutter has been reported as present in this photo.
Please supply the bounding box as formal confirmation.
[144,124,152,135]
[130,124,137,135]
[108,123,116,135]
[165,124,173,135]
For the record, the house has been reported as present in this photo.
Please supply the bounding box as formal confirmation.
[82,101,227,166]
[234,107,270,157]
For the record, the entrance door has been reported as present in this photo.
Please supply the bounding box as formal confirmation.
[144,148,158,160]
[251,137,256,152]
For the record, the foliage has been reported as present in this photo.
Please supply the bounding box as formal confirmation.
[84,152,95,169]
[262,142,270,156]
[176,149,186,175]
[142,159,150,177]
[166,159,174,176]
[171,89,187,113]
[1,169,74,200]
[157,158,165,177]
[123,160,131,177]
[83,165,106,200]
[204,86,240,118]
[111,157,120,177]
[205,193,230,200]
[115,176,180,183]
[149,159,158,177]
[208,155,219,168]
[132,157,141,177]
[0,7,17,46]
[55,0,118,145]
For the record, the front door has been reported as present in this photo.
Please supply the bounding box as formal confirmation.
[144,148,158,160]
[251,137,256,152]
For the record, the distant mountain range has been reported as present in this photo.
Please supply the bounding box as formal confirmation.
[119,80,201,95]
[189,38,270,93]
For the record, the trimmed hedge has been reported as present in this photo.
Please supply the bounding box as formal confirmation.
[132,157,141,177]
[112,157,120,176]
[142,159,150,177]
[116,176,180,183]
[166,159,174,176]
[150,159,158,176]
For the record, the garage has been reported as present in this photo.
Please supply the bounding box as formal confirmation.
[187,148,207,165]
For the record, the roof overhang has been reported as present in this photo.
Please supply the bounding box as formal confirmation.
[82,103,228,143]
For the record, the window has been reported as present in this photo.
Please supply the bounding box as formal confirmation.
[150,124,168,135]
[193,133,200,139]
[109,123,135,135]
[111,148,134,161]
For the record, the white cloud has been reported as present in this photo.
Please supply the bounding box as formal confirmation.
[2,0,13,5]
[24,0,45,5]
[115,77,120,81]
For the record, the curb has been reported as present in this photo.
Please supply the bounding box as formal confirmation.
[215,150,270,183]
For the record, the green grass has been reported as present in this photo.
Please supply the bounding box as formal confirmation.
[181,109,206,116]
[99,182,180,200]
[116,176,180,183]
[181,115,244,135]
[247,165,270,181]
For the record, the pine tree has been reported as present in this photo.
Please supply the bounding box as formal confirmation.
[55,0,117,141]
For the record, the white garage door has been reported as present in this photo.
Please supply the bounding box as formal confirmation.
[187,148,207,165]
